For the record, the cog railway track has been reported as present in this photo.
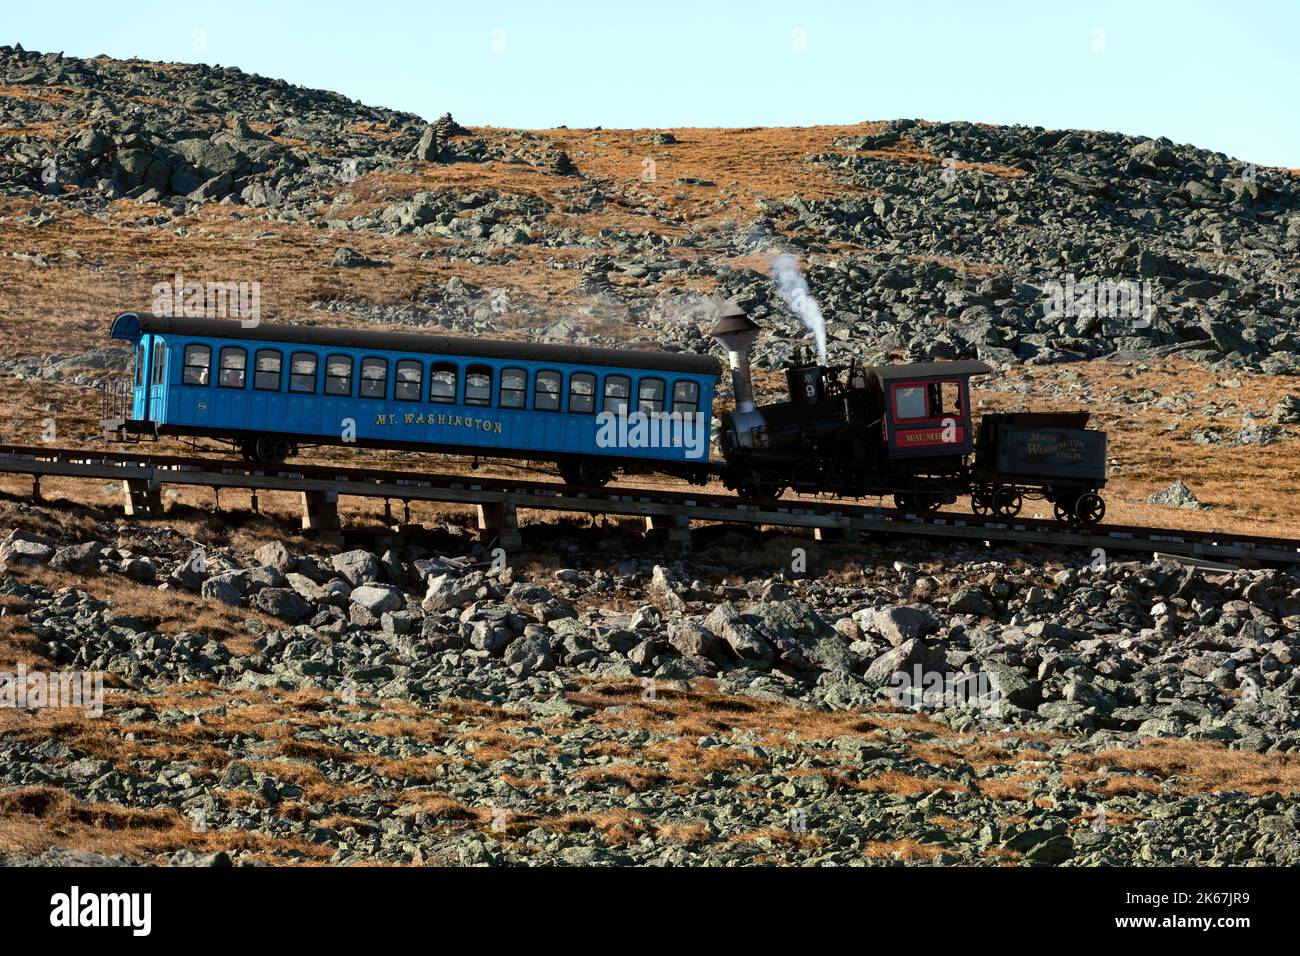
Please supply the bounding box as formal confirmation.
[0,443,1296,567]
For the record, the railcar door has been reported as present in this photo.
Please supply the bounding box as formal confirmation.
[146,335,170,423]
[131,339,148,420]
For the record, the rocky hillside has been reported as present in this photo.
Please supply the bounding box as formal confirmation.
[2,513,1299,866]
[1,45,1299,870]
[1,43,1298,377]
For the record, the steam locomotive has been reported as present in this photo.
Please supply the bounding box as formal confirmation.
[107,301,1108,526]
[710,302,1108,526]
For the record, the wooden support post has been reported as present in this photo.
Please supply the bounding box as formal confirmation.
[477,502,521,550]
[814,524,855,542]
[644,514,692,550]
[122,479,162,517]
[301,490,343,544]
[31,476,41,502]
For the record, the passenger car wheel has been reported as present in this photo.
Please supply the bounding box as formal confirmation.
[560,459,613,487]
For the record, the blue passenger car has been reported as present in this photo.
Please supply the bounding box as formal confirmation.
[110,313,721,485]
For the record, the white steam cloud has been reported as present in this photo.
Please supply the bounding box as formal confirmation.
[770,253,827,364]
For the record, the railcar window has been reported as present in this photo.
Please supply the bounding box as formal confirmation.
[430,363,457,403]
[534,370,561,411]
[324,355,353,396]
[254,349,282,391]
[360,357,388,399]
[893,385,927,420]
[569,372,595,414]
[671,380,699,415]
[465,365,493,406]
[135,344,145,386]
[395,359,422,401]
[935,380,962,416]
[217,346,246,388]
[289,352,317,393]
[638,378,665,415]
[603,375,631,414]
[500,367,527,408]
[183,344,211,386]
[152,340,167,385]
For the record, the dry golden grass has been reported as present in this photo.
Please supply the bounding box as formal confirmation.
[400,792,479,822]
[730,826,826,849]
[2,562,284,658]
[1059,772,1164,797]
[655,820,712,845]
[1064,738,1300,797]
[545,808,650,845]
[927,815,975,833]
[858,771,967,796]
[641,736,768,782]
[573,762,667,792]
[864,838,945,861]
[0,785,331,863]
[975,774,1041,801]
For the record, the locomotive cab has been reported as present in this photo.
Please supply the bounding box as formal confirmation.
[871,361,991,460]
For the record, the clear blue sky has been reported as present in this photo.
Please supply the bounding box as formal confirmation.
[5,0,1297,166]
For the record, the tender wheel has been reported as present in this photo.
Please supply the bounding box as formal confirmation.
[1053,496,1080,524]
[971,491,993,516]
[892,492,914,511]
[1074,492,1105,527]
[254,434,291,466]
[992,486,1023,518]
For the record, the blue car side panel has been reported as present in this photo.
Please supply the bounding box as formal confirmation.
[143,333,717,465]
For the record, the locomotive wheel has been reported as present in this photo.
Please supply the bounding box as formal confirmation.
[1074,492,1106,527]
[739,471,786,500]
[991,487,1023,518]
[254,434,291,466]
[913,481,945,514]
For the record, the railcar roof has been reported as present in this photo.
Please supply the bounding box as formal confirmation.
[870,360,993,381]
[112,313,722,377]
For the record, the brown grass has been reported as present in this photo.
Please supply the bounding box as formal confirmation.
[730,826,826,849]
[0,785,331,863]
[864,838,945,861]
[1063,739,1300,797]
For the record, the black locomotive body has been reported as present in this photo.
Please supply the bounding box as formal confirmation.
[710,305,1108,526]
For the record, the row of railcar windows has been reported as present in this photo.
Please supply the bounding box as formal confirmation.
[171,342,701,415]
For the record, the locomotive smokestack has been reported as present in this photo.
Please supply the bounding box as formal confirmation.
[709,301,761,414]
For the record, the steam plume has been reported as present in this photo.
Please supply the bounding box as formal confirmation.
[770,253,827,364]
